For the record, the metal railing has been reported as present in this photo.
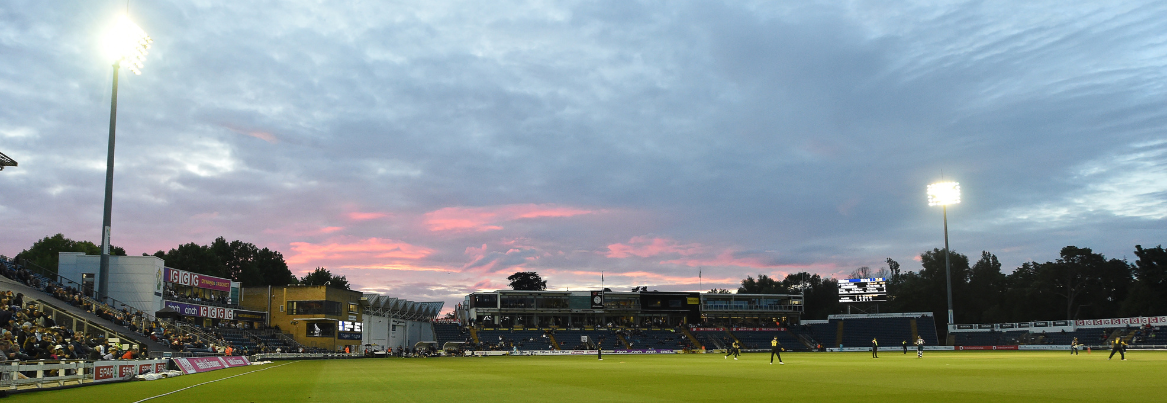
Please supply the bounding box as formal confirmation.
[250,352,361,360]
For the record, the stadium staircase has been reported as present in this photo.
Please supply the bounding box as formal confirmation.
[680,327,702,349]
[549,333,561,350]
[835,321,844,347]
[785,328,816,350]
[616,332,631,349]
[469,326,480,344]
[689,328,727,350]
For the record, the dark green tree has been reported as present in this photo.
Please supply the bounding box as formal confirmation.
[300,267,350,290]
[507,272,547,291]
[156,238,296,287]
[965,251,1006,323]
[885,248,969,337]
[781,272,839,320]
[256,247,297,286]
[211,237,262,286]
[738,274,788,294]
[155,243,227,278]
[16,233,125,274]
[1122,245,1167,316]
[1030,246,1130,320]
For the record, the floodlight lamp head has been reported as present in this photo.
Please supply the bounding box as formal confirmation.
[927,181,961,206]
[104,14,152,74]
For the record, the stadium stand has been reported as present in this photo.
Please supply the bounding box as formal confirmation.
[836,317,915,348]
[689,328,728,350]
[474,329,558,350]
[0,256,266,360]
[434,322,470,348]
[800,315,939,349]
[551,329,624,350]
[803,321,839,347]
[728,329,808,351]
[624,328,688,350]
[952,331,1027,346]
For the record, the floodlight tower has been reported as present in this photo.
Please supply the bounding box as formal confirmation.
[98,14,152,301]
[927,181,960,329]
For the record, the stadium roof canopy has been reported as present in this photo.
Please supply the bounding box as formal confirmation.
[0,151,15,170]
[362,293,444,321]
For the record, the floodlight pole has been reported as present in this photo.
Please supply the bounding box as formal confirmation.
[99,60,121,303]
[942,204,953,327]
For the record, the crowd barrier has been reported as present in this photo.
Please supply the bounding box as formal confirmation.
[467,349,678,356]
[250,352,361,361]
[0,360,90,389]
[1,357,226,391]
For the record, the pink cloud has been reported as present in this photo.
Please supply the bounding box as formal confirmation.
[605,236,703,258]
[559,269,728,285]
[661,250,788,269]
[424,204,597,232]
[286,237,434,266]
[261,224,347,237]
[347,212,388,221]
[222,123,278,144]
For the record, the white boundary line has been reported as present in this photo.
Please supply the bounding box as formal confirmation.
[131,361,296,403]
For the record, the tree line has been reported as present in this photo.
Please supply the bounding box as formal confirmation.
[11,234,350,290]
[733,244,1167,328]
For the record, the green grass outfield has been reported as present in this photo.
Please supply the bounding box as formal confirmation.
[11,351,1166,403]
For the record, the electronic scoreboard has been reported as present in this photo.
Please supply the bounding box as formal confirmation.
[838,278,887,303]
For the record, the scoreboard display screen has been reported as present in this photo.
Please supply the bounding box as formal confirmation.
[838,278,887,303]
[339,321,363,332]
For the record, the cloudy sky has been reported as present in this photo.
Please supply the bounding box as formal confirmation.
[2,1,1166,311]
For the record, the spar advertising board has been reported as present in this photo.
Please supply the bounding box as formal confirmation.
[172,356,252,375]
[93,359,168,383]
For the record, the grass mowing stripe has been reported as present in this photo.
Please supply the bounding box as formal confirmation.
[130,361,296,403]
[12,351,1167,402]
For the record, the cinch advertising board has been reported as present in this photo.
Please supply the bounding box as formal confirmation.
[172,356,251,375]
[164,300,236,320]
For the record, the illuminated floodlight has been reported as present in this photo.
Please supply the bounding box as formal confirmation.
[927,181,961,206]
[103,14,153,74]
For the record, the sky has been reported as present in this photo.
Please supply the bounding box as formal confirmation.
[2,1,1166,312]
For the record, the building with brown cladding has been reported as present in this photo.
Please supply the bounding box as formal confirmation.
[241,285,365,351]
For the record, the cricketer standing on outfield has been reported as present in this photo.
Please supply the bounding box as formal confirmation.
[725,340,741,360]
[770,337,784,365]
[1108,338,1127,361]
[915,336,925,358]
[871,338,878,358]
[1070,337,1079,355]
